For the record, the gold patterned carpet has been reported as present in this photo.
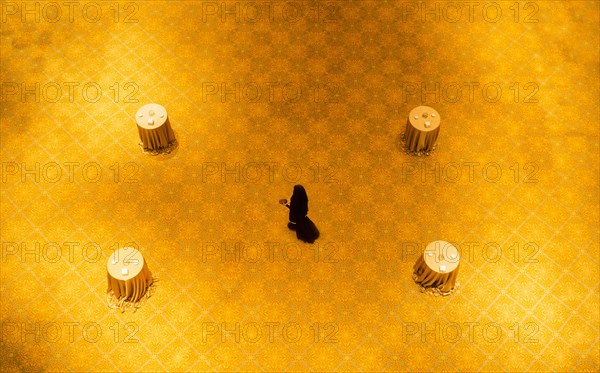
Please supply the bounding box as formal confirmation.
[1,1,598,372]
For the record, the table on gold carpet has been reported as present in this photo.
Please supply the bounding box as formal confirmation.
[107,247,155,311]
[136,103,176,154]
[403,106,441,154]
[413,240,460,295]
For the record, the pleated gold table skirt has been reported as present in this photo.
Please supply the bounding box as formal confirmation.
[413,254,459,296]
[404,118,440,153]
[107,261,156,312]
[137,118,177,153]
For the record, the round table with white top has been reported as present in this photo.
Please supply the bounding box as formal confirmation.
[135,103,177,155]
[107,247,155,311]
[413,240,460,295]
[403,106,441,155]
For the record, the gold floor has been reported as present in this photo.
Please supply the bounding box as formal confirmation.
[1,1,599,372]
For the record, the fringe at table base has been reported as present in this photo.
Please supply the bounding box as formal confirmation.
[400,132,437,156]
[412,272,459,296]
[139,140,178,156]
[107,276,158,313]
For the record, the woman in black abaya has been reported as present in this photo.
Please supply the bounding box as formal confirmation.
[279,185,320,243]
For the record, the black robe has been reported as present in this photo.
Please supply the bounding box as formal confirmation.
[286,201,319,244]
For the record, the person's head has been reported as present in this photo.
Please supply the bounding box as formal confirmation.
[291,184,308,208]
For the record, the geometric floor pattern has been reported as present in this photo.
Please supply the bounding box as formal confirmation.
[1,1,598,371]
